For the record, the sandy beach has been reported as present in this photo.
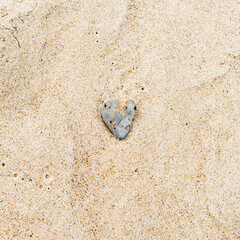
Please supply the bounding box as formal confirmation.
[1,0,240,239]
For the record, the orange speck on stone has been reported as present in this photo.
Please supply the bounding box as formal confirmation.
[117,101,122,109]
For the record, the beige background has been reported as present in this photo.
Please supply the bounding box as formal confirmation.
[1,0,240,239]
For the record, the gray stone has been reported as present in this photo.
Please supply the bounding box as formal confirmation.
[101,100,136,140]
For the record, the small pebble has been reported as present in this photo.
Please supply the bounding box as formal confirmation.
[101,100,136,140]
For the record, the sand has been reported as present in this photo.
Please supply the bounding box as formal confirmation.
[1,0,240,239]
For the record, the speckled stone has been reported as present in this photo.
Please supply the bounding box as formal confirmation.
[101,100,136,140]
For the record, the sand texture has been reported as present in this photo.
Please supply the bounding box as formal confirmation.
[1,0,240,239]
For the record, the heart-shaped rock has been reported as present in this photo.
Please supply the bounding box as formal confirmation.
[101,100,136,140]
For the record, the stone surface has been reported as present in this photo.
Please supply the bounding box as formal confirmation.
[101,100,136,140]
[0,0,240,239]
